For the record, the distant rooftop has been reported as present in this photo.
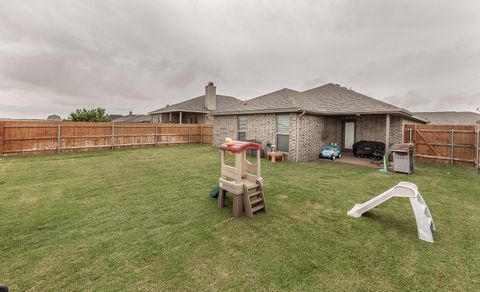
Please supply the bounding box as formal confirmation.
[415,111,480,125]
[112,114,151,123]
[149,94,244,115]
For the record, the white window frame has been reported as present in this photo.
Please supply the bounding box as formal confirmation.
[276,114,290,152]
[238,116,247,141]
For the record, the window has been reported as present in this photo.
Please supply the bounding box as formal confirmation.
[276,114,290,152]
[238,116,247,141]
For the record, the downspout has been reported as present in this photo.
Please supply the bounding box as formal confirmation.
[296,110,306,162]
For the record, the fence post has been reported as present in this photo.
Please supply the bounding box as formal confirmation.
[154,125,158,146]
[57,124,62,154]
[412,124,417,146]
[111,123,115,150]
[477,130,480,173]
[450,128,454,164]
[0,121,4,156]
[200,125,203,144]
[188,126,191,144]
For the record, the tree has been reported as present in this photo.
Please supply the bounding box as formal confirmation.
[68,108,111,122]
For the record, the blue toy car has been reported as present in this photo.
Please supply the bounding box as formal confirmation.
[319,143,341,160]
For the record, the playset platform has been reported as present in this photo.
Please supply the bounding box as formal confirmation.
[217,140,267,218]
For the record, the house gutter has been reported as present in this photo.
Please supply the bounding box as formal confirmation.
[211,107,301,116]
[149,109,209,115]
[296,110,306,162]
[211,108,426,123]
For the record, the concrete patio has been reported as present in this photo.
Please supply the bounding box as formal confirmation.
[327,152,386,169]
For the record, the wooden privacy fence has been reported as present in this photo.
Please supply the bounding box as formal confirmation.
[404,124,480,168]
[0,121,213,156]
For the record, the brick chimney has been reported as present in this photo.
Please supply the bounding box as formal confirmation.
[205,82,216,111]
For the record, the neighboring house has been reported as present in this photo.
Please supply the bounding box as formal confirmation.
[107,114,123,121]
[112,111,151,123]
[415,111,480,125]
[148,82,244,124]
[211,83,426,162]
[46,114,62,121]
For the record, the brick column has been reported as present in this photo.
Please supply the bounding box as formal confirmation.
[385,114,390,156]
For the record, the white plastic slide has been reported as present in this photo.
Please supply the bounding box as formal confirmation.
[347,182,436,243]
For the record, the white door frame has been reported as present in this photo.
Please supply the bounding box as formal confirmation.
[342,120,356,150]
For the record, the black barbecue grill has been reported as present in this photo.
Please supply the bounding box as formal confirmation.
[352,140,385,160]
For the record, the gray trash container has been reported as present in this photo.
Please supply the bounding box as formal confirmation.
[391,143,414,174]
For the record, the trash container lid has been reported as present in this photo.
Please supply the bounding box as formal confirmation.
[390,143,414,152]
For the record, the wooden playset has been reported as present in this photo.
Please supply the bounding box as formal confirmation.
[217,139,267,218]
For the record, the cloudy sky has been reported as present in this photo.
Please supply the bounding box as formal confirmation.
[0,0,479,119]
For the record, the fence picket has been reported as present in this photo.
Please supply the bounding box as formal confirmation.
[405,124,477,165]
[0,122,4,156]
[111,124,115,150]
[0,121,212,157]
[57,125,61,154]
[476,127,480,172]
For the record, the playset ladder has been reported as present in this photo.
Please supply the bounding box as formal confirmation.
[243,181,267,219]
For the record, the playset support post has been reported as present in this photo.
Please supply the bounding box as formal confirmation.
[217,140,267,218]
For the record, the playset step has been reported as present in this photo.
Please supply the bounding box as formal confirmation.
[252,204,265,213]
[249,191,261,198]
[250,197,262,205]
[243,182,267,219]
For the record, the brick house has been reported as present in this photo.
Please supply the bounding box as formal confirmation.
[149,82,244,125]
[211,83,426,162]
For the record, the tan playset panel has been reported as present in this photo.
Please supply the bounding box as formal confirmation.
[217,139,267,218]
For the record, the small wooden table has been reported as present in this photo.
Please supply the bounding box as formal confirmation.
[267,151,285,163]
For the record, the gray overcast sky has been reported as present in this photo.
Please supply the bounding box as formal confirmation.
[1,0,479,119]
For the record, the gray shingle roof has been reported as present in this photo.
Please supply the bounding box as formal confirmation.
[112,115,151,123]
[149,95,244,115]
[415,111,480,125]
[299,83,408,114]
[212,83,415,117]
[236,88,301,112]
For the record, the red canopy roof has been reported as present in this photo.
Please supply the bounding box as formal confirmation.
[219,140,262,153]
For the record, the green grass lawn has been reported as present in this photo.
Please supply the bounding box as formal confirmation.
[1,145,479,291]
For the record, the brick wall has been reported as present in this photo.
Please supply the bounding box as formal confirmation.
[246,114,276,145]
[294,114,341,161]
[289,114,298,160]
[213,115,237,146]
[212,113,342,162]
[293,114,408,161]
[345,114,404,147]
[390,116,404,145]
[204,115,214,125]
[212,113,415,162]
[212,113,296,157]
[355,115,386,142]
